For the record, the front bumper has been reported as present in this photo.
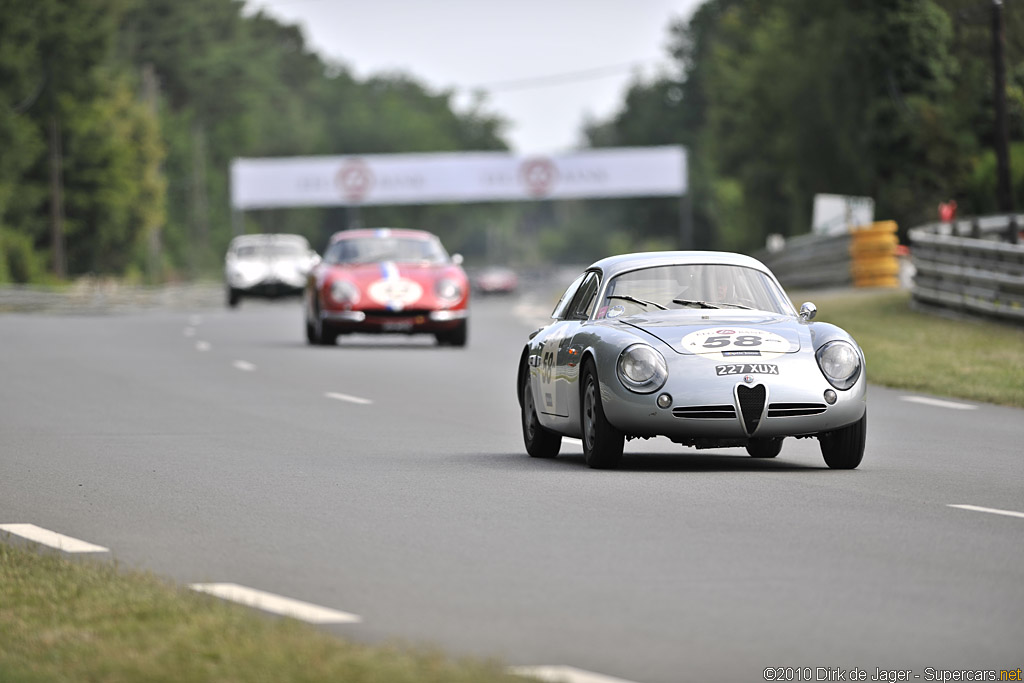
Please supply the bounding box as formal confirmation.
[231,279,304,297]
[601,354,866,440]
[321,308,468,334]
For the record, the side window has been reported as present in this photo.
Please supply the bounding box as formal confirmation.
[567,273,600,320]
[551,273,587,320]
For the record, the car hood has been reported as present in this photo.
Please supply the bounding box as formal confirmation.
[330,261,459,284]
[618,311,804,357]
[323,261,466,309]
[226,256,311,284]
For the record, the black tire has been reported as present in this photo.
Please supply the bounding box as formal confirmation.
[819,411,866,469]
[310,301,337,346]
[746,437,783,458]
[520,361,560,458]
[227,288,241,308]
[436,320,468,347]
[317,323,338,346]
[580,360,624,469]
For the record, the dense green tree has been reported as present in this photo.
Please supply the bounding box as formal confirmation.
[587,0,1020,254]
[0,0,163,282]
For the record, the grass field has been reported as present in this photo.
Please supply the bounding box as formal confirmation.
[0,542,532,683]
[793,289,1024,408]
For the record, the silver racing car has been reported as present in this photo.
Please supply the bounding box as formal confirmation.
[518,251,867,469]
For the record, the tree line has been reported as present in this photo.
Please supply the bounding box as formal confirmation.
[0,0,509,284]
[1,0,1021,283]
[578,0,1023,258]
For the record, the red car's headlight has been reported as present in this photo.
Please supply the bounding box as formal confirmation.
[329,280,360,305]
[435,278,463,302]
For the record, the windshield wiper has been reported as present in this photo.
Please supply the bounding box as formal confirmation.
[607,294,667,311]
[672,298,720,309]
[705,301,755,310]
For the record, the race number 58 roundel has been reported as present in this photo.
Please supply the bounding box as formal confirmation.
[681,327,790,360]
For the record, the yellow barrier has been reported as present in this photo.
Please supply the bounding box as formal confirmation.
[850,221,900,288]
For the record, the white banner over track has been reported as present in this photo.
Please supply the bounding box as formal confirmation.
[230,146,686,209]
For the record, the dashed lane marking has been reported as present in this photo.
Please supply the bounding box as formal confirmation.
[948,504,1024,520]
[325,392,373,405]
[900,396,976,410]
[189,583,362,624]
[233,360,256,372]
[196,341,211,352]
[509,665,641,683]
[183,327,196,337]
[0,523,109,553]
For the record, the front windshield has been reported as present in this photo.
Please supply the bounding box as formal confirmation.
[596,264,794,318]
[234,242,307,259]
[325,236,448,265]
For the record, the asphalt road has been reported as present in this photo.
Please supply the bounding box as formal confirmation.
[1,296,1022,683]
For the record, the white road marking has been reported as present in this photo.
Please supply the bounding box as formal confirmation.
[325,392,373,405]
[0,523,109,553]
[509,665,641,683]
[564,437,583,446]
[189,315,202,326]
[195,341,211,352]
[233,360,256,372]
[900,396,977,410]
[189,583,361,624]
[948,504,1024,520]
[183,327,196,337]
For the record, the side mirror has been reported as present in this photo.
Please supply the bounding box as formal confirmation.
[799,301,817,322]
[451,253,464,265]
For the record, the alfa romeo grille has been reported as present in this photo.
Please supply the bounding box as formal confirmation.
[672,405,737,419]
[767,402,827,417]
[736,384,767,435]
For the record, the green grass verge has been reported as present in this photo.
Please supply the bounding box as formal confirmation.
[793,289,1024,408]
[0,542,532,683]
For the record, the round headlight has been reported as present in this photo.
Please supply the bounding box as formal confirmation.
[436,278,462,302]
[329,279,360,305]
[815,341,862,390]
[616,344,668,394]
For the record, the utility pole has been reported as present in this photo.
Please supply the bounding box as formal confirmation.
[992,0,1013,212]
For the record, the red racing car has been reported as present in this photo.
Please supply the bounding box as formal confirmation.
[304,228,470,347]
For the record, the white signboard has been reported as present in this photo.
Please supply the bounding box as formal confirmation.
[231,146,686,209]
[811,194,875,235]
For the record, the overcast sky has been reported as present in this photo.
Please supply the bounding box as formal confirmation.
[248,0,704,153]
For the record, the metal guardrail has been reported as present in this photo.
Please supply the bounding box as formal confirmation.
[0,281,224,314]
[908,214,1024,323]
[753,231,854,289]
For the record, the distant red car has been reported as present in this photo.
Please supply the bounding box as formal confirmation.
[304,228,469,347]
[474,266,519,295]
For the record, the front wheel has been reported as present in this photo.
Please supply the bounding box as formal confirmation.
[580,361,624,469]
[435,320,467,347]
[521,362,560,458]
[309,300,337,346]
[227,288,241,308]
[746,437,783,458]
[818,411,866,469]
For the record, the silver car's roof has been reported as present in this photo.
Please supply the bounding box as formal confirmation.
[588,251,773,279]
